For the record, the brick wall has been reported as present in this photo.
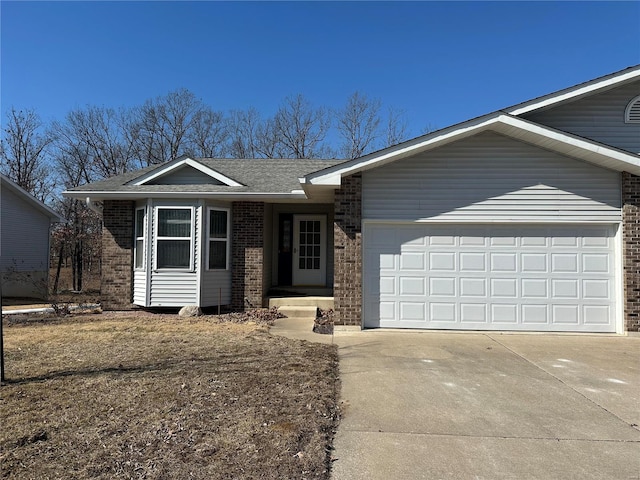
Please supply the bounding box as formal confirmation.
[333,174,362,326]
[622,172,640,332]
[231,202,264,310]
[102,200,134,310]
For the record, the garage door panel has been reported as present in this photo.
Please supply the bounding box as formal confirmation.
[364,224,617,332]
[460,278,486,296]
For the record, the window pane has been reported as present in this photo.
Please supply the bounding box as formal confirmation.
[135,239,144,269]
[158,209,191,237]
[209,241,227,269]
[157,240,190,268]
[135,209,145,238]
[209,210,228,238]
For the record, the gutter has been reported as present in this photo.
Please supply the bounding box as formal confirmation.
[63,191,310,201]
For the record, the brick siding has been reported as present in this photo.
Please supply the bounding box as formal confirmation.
[231,202,264,310]
[102,200,134,310]
[333,174,362,326]
[622,172,640,332]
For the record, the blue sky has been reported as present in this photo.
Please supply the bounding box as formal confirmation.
[2,1,639,137]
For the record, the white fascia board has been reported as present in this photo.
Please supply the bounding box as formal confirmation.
[507,67,640,116]
[131,158,243,187]
[63,191,309,201]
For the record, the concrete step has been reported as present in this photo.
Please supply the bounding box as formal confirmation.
[276,305,318,320]
[269,296,334,310]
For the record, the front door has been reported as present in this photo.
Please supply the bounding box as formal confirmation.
[292,215,326,286]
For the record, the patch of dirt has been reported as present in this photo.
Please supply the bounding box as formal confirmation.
[1,312,341,479]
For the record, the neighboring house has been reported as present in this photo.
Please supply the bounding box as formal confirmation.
[64,65,640,334]
[1,174,64,298]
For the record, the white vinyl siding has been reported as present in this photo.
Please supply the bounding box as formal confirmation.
[523,80,640,153]
[200,270,232,306]
[363,223,617,332]
[363,132,621,223]
[133,270,147,305]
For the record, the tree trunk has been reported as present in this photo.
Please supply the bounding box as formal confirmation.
[53,244,64,294]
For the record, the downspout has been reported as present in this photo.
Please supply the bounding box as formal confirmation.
[85,197,103,215]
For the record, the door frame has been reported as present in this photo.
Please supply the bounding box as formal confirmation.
[292,214,327,286]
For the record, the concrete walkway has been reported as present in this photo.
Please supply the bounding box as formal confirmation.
[270,319,640,480]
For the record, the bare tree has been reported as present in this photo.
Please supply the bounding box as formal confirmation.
[226,108,261,158]
[0,107,55,202]
[336,92,381,159]
[51,106,137,180]
[384,106,409,147]
[134,88,211,165]
[188,108,227,158]
[273,94,330,159]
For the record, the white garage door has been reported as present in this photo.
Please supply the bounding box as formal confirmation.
[363,224,618,332]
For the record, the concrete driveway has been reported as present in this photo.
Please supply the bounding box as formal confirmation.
[329,331,640,480]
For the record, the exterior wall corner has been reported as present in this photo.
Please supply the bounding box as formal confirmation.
[101,200,135,310]
[622,171,640,332]
[231,201,265,310]
[333,173,362,327]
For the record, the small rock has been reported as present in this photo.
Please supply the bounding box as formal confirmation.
[179,305,202,317]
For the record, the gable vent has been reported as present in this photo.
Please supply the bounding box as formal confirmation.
[625,95,640,123]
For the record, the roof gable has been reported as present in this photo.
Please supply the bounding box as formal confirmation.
[130,157,243,187]
[0,174,64,222]
[302,113,640,187]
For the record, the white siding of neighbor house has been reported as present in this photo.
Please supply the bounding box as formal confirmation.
[363,132,621,223]
[1,185,52,297]
[523,80,640,154]
[148,203,200,307]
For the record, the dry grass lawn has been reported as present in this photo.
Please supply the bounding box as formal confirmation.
[1,312,340,479]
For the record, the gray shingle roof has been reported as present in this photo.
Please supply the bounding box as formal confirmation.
[66,158,344,194]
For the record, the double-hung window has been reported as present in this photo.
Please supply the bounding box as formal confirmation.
[155,207,194,269]
[134,207,146,270]
[207,207,229,270]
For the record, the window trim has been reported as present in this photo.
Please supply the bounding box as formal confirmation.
[624,95,640,123]
[134,207,146,271]
[206,206,230,271]
[153,206,195,271]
